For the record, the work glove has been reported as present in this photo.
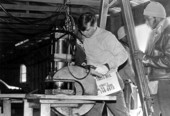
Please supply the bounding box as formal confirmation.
[94,64,109,75]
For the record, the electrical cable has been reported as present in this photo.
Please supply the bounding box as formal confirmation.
[67,64,91,80]
[73,80,85,95]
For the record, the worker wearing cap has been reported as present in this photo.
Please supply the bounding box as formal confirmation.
[134,1,170,116]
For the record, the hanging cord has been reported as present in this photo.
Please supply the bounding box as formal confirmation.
[73,80,85,95]
[67,63,92,80]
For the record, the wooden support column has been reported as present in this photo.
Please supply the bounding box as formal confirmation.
[40,104,51,116]
[3,99,11,116]
[120,0,152,116]
[24,99,33,116]
[98,0,117,28]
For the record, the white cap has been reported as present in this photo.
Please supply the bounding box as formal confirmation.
[117,26,126,40]
[143,1,166,18]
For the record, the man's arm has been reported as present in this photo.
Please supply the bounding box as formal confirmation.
[144,36,170,68]
[104,34,128,69]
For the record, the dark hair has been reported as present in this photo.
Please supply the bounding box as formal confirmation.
[78,12,97,31]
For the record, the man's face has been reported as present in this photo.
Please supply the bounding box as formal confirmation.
[81,22,97,38]
[144,15,158,29]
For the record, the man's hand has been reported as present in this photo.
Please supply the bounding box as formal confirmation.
[90,68,104,78]
[94,64,109,75]
[134,50,145,61]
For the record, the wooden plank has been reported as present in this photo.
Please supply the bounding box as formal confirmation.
[28,99,95,104]
[11,99,23,103]
[29,103,79,108]
[51,104,79,107]
[0,94,26,98]
[0,107,4,116]
[1,4,59,12]
[0,12,51,18]
[0,94,116,101]
[98,0,117,28]
[40,103,51,116]
[0,107,2,115]
[120,0,151,115]
[15,0,100,7]
[98,0,109,28]
[3,99,11,116]
[0,8,96,18]
[1,3,82,12]
[23,99,33,116]
[0,29,47,33]
[26,94,117,101]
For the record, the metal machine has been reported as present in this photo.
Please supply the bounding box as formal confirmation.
[44,53,96,116]
[42,7,97,115]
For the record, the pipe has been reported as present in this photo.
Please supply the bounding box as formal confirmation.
[0,79,21,90]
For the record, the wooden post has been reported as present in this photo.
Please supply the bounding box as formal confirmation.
[120,0,152,116]
[3,99,11,116]
[24,99,33,116]
[98,0,117,28]
[40,104,51,116]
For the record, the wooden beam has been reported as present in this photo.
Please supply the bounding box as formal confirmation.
[0,94,26,98]
[26,94,116,101]
[109,0,117,7]
[3,99,11,116]
[0,94,117,101]
[40,104,50,116]
[0,94,116,101]
[98,0,109,28]
[24,100,33,116]
[1,3,67,12]
[15,0,100,7]
[30,99,95,104]
[98,0,117,28]
[0,12,51,18]
[0,4,98,18]
[121,0,152,116]
[0,24,49,29]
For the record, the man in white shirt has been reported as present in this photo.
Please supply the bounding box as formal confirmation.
[78,12,129,116]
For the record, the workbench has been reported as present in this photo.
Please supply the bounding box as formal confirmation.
[0,94,116,116]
